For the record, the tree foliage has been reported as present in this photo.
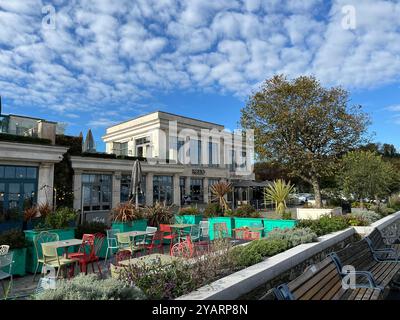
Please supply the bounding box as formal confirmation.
[338,150,399,202]
[241,75,369,207]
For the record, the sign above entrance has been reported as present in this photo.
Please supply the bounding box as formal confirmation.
[192,169,206,175]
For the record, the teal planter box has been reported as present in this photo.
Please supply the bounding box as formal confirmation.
[111,219,148,233]
[24,228,76,274]
[233,218,265,237]
[208,217,234,240]
[2,248,27,276]
[174,214,203,225]
[174,215,203,234]
[262,219,297,236]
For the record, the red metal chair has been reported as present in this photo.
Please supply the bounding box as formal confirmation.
[69,234,94,260]
[159,224,178,251]
[143,230,164,254]
[170,236,194,258]
[69,233,104,275]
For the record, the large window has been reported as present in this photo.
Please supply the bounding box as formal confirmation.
[190,178,204,203]
[82,174,112,212]
[0,165,38,222]
[153,176,173,204]
[120,174,146,204]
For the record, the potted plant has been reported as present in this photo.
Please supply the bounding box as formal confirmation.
[175,206,203,225]
[208,182,235,240]
[24,205,78,273]
[110,200,147,232]
[145,201,174,227]
[0,229,29,276]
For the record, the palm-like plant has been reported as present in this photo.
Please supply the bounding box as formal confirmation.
[144,201,174,227]
[264,179,295,215]
[111,200,143,222]
[210,182,233,212]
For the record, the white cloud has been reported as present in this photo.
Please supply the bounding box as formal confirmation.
[0,0,400,125]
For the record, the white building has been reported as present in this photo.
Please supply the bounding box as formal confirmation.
[0,108,257,225]
[0,113,67,225]
[71,111,256,221]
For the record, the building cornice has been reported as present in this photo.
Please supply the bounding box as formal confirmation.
[0,141,68,163]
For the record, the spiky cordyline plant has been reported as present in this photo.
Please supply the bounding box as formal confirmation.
[264,179,295,215]
[24,206,39,222]
[37,202,52,218]
[111,200,143,222]
[144,201,174,227]
[210,182,233,212]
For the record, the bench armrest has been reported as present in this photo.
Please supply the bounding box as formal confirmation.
[346,271,382,290]
[373,249,400,262]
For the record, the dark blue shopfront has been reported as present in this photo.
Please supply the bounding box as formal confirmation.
[0,165,38,230]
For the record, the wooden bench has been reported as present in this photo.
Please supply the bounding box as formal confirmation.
[330,238,400,296]
[260,256,383,300]
[366,228,400,260]
[262,229,400,300]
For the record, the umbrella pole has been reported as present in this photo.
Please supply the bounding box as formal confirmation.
[135,186,139,209]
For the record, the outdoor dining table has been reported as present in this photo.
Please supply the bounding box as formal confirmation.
[41,239,83,258]
[116,230,156,245]
[167,224,195,241]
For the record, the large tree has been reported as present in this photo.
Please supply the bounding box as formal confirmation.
[338,151,399,206]
[241,75,369,208]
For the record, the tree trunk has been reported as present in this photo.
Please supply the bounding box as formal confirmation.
[311,178,323,208]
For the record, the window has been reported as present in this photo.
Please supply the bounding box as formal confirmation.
[0,165,38,221]
[190,178,203,203]
[153,176,173,204]
[120,142,129,156]
[82,174,112,211]
[180,177,186,205]
[135,137,151,157]
[120,174,146,204]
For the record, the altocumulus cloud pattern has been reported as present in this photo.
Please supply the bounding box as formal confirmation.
[1,0,400,126]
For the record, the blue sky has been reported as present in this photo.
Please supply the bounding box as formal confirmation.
[0,0,399,152]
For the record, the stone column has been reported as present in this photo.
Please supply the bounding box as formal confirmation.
[112,171,121,208]
[173,174,180,206]
[72,170,83,212]
[37,163,54,206]
[203,178,209,204]
[146,173,154,206]
[185,176,191,197]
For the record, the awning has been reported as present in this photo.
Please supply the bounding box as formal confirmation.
[231,180,271,188]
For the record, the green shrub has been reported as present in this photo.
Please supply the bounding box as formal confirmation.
[281,211,292,220]
[34,274,145,300]
[388,194,400,211]
[230,239,289,267]
[204,203,223,218]
[0,229,29,249]
[297,215,350,236]
[75,221,108,239]
[177,206,200,216]
[266,227,317,247]
[43,207,77,230]
[348,211,381,225]
[233,204,258,217]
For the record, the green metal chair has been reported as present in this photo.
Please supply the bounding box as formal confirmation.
[116,233,142,257]
[33,231,59,281]
[0,252,14,299]
[182,225,201,242]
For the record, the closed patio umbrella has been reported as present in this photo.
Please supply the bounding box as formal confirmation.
[129,159,143,209]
